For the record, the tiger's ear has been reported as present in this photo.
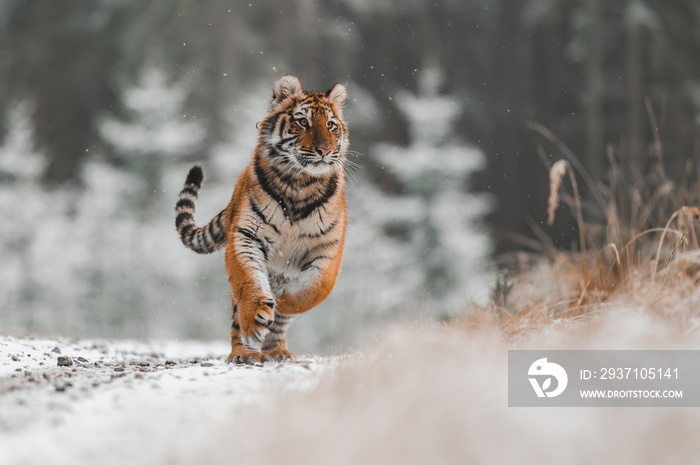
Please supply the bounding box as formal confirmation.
[326,83,347,107]
[272,75,302,107]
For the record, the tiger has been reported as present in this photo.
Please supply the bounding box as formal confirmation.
[174,75,348,364]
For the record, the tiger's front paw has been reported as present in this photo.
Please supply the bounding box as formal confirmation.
[239,298,276,350]
[226,346,263,365]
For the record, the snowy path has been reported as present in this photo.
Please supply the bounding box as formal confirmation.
[0,336,328,465]
[4,329,700,465]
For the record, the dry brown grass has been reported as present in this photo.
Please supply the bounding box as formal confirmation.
[476,121,700,343]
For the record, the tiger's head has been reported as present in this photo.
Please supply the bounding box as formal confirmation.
[259,75,349,177]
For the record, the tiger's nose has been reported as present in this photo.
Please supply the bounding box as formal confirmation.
[316,146,332,157]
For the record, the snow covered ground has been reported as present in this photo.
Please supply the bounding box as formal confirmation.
[0,337,326,465]
[3,308,700,465]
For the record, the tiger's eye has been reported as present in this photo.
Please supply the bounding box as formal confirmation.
[297,118,309,128]
[327,120,337,130]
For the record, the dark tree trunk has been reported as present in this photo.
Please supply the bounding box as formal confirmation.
[15,0,119,184]
[586,0,605,182]
[625,0,645,173]
[482,3,538,252]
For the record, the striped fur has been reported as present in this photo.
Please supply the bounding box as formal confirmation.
[175,75,349,364]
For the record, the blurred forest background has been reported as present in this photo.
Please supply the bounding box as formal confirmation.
[1,0,699,353]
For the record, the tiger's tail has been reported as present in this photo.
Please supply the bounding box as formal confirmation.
[175,166,228,254]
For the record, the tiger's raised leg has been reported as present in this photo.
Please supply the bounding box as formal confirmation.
[225,233,276,364]
[264,251,344,362]
[261,312,297,361]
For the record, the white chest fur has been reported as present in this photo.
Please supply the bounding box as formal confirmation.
[263,211,333,296]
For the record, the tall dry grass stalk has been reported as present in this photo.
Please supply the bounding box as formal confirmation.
[547,159,586,256]
[546,160,567,226]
